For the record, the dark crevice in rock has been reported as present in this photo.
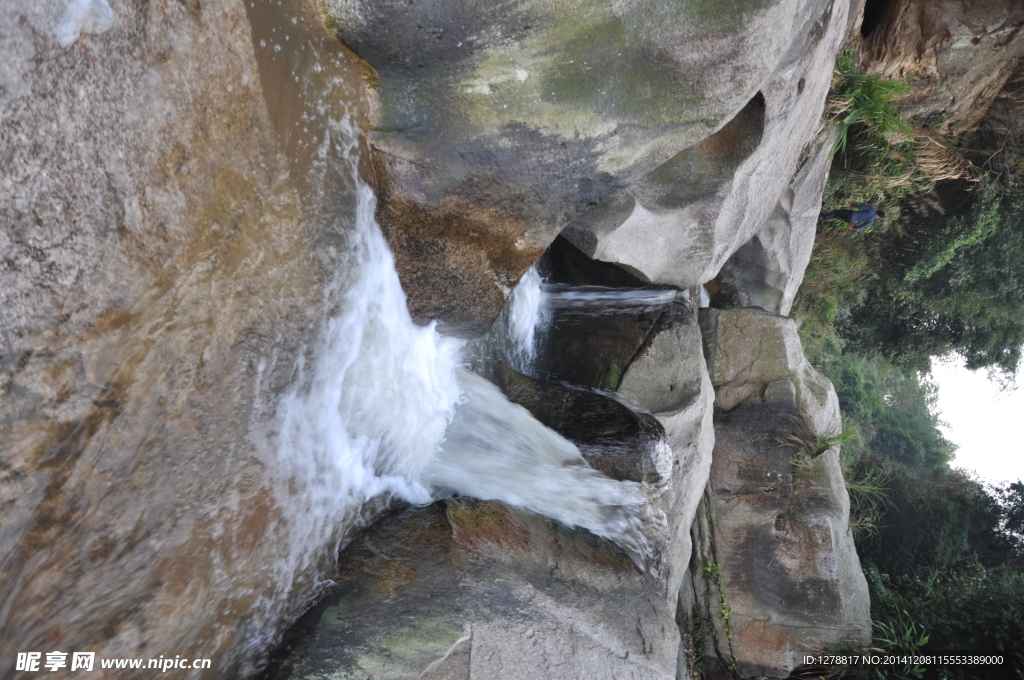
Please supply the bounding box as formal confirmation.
[860,0,893,38]
[688,485,739,680]
[535,235,682,390]
[710,235,779,313]
[545,235,663,289]
[492,364,665,483]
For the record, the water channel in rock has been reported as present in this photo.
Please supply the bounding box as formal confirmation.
[0,1,653,675]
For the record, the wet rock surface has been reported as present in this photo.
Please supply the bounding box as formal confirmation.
[491,364,665,484]
[262,500,680,680]
[522,235,717,656]
[1,0,377,675]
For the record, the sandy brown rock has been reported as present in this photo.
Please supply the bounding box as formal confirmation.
[689,308,869,679]
[1,0,372,675]
[861,0,1024,132]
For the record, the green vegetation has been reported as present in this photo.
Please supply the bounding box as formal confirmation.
[868,609,930,679]
[807,339,1024,678]
[603,363,622,391]
[702,559,733,638]
[793,40,1024,680]
[798,46,982,362]
[784,410,859,464]
[822,46,973,230]
[840,188,1024,375]
[829,46,912,160]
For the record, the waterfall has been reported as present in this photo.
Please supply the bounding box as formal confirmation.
[426,370,650,563]
[507,266,546,370]
[274,115,650,574]
[542,284,679,314]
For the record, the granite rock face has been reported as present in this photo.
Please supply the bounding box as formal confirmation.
[690,307,870,679]
[3,0,872,677]
[561,0,853,294]
[323,0,859,334]
[616,297,716,622]
[710,126,836,316]
[699,307,839,429]
[263,501,681,680]
[529,242,717,623]
[1,0,376,675]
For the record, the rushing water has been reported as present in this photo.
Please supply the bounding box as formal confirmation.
[542,284,680,314]
[0,2,652,676]
[475,268,682,378]
[246,0,657,659]
[506,266,546,370]
[277,113,651,566]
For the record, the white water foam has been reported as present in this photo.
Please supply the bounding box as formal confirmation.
[543,284,678,314]
[425,370,650,562]
[273,114,651,581]
[270,114,464,607]
[506,265,546,370]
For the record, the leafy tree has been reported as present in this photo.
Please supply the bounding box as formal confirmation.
[817,346,955,471]
[993,480,1024,550]
[840,189,1024,377]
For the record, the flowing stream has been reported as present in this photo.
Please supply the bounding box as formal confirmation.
[0,2,650,675]
[249,0,652,652]
[543,284,680,314]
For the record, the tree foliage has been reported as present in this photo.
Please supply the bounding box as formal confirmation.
[839,189,1024,376]
[813,342,1023,677]
[817,343,955,470]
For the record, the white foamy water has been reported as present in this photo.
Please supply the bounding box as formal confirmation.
[543,284,678,314]
[425,370,651,562]
[507,265,546,369]
[468,264,548,377]
[273,114,650,581]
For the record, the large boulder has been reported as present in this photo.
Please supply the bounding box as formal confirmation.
[689,307,870,679]
[322,0,857,334]
[699,307,839,430]
[525,244,717,619]
[463,238,717,665]
[561,0,854,292]
[263,500,682,680]
[0,0,376,675]
[616,296,715,620]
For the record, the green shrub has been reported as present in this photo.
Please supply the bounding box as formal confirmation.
[829,46,912,159]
